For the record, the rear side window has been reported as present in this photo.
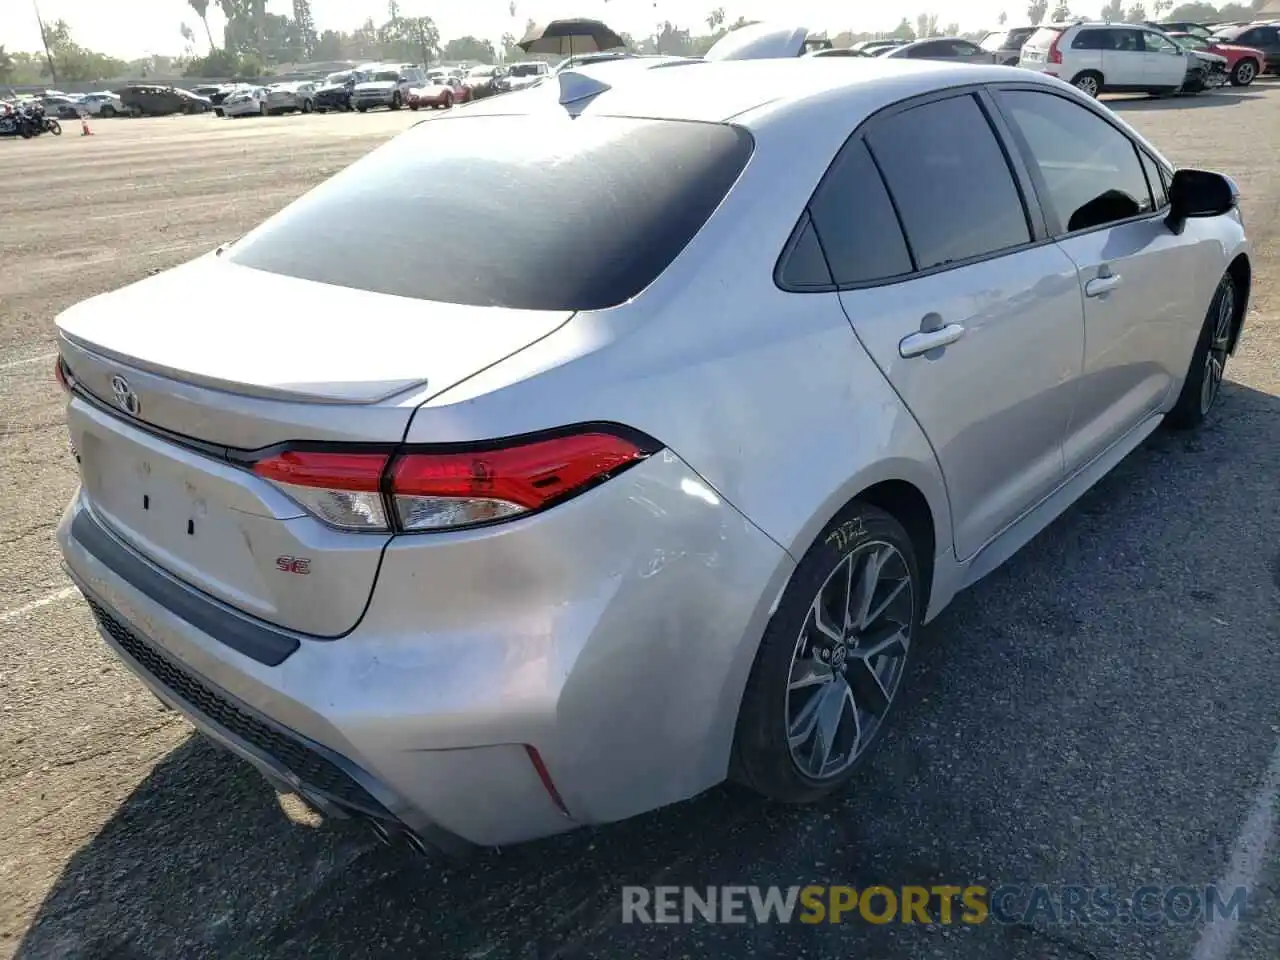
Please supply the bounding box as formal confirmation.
[866,95,1031,271]
[227,115,753,311]
[997,89,1154,232]
[1072,29,1112,50]
[804,139,912,286]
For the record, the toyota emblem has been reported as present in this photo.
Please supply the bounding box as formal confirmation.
[110,375,141,417]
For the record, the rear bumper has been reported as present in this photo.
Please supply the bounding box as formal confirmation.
[58,451,792,847]
[221,102,261,116]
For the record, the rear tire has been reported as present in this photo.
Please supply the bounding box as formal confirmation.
[357,105,368,113]
[1070,70,1103,98]
[390,91,402,111]
[100,105,115,118]
[410,103,419,111]
[443,93,453,109]
[1168,273,1236,430]
[302,99,314,113]
[731,503,921,804]
[1230,58,1257,86]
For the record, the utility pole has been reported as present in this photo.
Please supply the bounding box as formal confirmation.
[33,0,58,85]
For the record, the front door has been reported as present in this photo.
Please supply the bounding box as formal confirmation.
[994,86,1200,473]
[810,92,1083,560]
[1139,29,1191,88]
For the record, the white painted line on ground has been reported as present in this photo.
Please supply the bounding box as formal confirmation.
[0,586,78,624]
[1191,738,1280,960]
[0,352,56,371]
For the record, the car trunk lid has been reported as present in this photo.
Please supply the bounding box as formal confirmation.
[57,255,573,636]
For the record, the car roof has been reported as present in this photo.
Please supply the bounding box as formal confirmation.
[454,57,1060,127]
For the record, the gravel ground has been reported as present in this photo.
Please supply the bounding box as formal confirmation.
[1,91,1277,960]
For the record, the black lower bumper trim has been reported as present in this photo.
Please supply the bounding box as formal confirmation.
[71,508,300,666]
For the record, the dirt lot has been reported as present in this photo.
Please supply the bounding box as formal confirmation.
[1,94,1278,960]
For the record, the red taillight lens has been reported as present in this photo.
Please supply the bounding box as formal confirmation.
[249,428,658,534]
[253,450,390,531]
[1048,33,1064,64]
[390,431,653,532]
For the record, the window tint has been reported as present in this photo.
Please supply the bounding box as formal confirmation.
[1072,29,1110,50]
[1139,151,1168,209]
[907,41,943,57]
[949,40,982,55]
[227,116,753,311]
[806,139,912,285]
[866,95,1030,271]
[1143,31,1178,53]
[776,214,834,290]
[998,90,1154,232]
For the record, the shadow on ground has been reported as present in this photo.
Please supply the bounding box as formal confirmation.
[16,382,1280,960]
[1107,89,1266,110]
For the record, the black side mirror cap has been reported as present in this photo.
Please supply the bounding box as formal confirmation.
[1166,168,1238,234]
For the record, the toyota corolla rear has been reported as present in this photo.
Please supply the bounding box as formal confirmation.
[55,109,789,850]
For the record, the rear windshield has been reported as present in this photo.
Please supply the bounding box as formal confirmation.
[980,28,1034,50]
[226,115,753,311]
[1025,26,1066,48]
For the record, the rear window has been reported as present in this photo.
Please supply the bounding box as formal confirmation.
[226,115,754,311]
[980,28,1034,51]
[1025,27,1065,49]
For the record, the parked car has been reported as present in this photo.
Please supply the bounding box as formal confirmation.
[191,83,239,106]
[851,39,905,55]
[1145,20,1215,39]
[805,47,869,57]
[463,63,507,99]
[265,81,317,114]
[884,37,1004,63]
[221,86,270,117]
[977,25,1038,64]
[313,71,366,112]
[40,94,85,119]
[79,92,125,117]
[116,84,213,116]
[1211,21,1280,74]
[1167,31,1267,85]
[407,76,460,109]
[555,52,638,72]
[53,57,1250,854]
[503,61,552,91]
[1018,22,1193,97]
[352,66,425,111]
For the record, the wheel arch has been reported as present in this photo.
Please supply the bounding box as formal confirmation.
[1226,253,1251,354]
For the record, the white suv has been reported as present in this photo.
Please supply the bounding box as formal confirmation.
[1018,22,1191,97]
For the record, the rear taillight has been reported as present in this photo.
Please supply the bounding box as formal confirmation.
[251,427,658,534]
[1048,32,1064,64]
[253,451,391,531]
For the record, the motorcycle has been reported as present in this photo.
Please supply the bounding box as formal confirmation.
[0,104,60,139]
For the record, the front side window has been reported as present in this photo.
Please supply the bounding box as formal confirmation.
[1139,151,1169,209]
[997,89,1154,232]
[866,94,1031,271]
[1142,31,1178,53]
[1112,29,1142,51]
[948,40,983,56]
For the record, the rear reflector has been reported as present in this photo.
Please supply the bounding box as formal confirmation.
[250,427,658,534]
[55,357,71,392]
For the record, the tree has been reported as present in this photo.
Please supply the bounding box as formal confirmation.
[706,7,726,32]
[1152,0,1173,13]
[1166,1,1219,17]
[1027,0,1049,24]
[943,21,961,35]
[998,10,1008,24]
[0,45,14,84]
[188,0,216,52]
[1124,2,1148,21]
[1051,1,1072,20]
[1101,0,1124,20]
[441,35,496,63]
[916,13,940,38]
[889,18,916,39]
[380,14,440,66]
[293,0,317,59]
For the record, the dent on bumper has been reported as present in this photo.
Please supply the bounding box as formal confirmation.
[58,450,793,846]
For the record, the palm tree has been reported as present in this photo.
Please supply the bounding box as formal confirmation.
[0,45,14,84]
[188,0,217,52]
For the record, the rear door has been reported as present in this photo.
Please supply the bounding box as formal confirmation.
[993,86,1202,474]
[1102,28,1149,86]
[814,91,1084,560]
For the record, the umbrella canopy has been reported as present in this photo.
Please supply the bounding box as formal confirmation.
[518,18,624,57]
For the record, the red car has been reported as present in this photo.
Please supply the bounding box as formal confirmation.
[407,75,468,110]
[1168,31,1268,85]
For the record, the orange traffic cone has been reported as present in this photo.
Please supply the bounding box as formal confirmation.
[80,115,93,136]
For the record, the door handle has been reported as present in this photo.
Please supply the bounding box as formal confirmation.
[1085,273,1123,297]
[899,323,966,358]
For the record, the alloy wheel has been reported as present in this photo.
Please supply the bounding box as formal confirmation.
[786,541,914,781]
[1199,280,1234,416]
[1075,75,1099,97]
[1237,61,1255,84]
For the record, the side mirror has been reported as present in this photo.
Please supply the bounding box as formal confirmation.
[1166,168,1237,234]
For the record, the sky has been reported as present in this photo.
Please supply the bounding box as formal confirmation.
[2,0,1023,59]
